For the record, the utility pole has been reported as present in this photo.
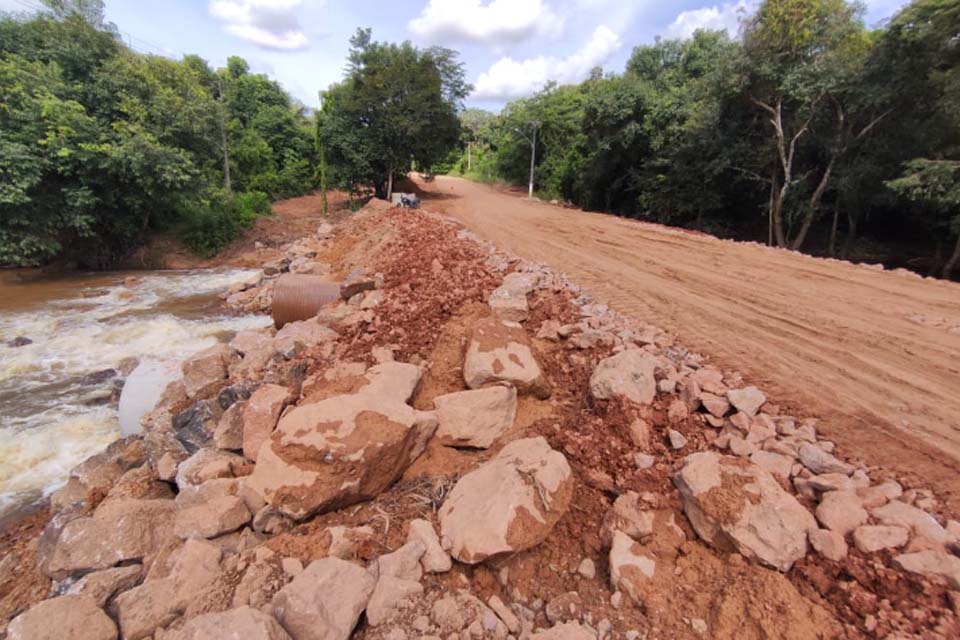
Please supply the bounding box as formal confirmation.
[515,121,539,199]
[528,124,537,198]
[217,77,231,193]
[317,91,328,215]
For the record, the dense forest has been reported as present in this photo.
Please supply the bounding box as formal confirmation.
[447,0,960,279]
[0,1,316,266]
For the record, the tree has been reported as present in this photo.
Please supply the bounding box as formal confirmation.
[882,0,960,277]
[741,0,876,249]
[319,28,470,199]
[459,108,495,173]
[887,160,960,277]
[0,12,315,266]
[41,0,110,29]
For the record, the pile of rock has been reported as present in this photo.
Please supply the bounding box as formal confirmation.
[9,203,960,640]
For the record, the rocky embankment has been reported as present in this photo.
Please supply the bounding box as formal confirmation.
[2,200,959,640]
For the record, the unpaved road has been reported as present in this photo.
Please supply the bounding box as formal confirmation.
[418,175,960,507]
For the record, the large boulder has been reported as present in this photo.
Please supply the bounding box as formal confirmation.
[65,565,142,607]
[433,385,517,448]
[214,400,246,450]
[893,550,960,589]
[174,479,253,539]
[7,595,117,640]
[673,452,818,571]
[175,447,245,488]
[45,498,175,579]
[170,606,291,640]
[246,362,437,520]
[439,437,573,563]
[114,539,223,640]
[229,333,279,381]
[273,320,337,354]
[589,349,657,405]
[463,317,549,399]
[181,344,235,399]
[869,500,954,547]
[243,384,291,461]
[488,272,539,322]
[797,443,853,475]
[815,491,867,536]
[271,557,376,640]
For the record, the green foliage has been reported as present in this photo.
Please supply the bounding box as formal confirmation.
[0,11,314,266]
[318,28,470,197]
[180,190,269,257]
[459,0,960,278]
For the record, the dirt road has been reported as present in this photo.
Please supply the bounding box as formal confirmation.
[418,175,960,507]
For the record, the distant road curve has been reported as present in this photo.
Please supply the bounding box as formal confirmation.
[418,175,960,509]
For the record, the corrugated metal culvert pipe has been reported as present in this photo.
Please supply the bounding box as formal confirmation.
[271,274,340,329]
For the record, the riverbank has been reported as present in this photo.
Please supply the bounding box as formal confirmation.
[1,199,958,639]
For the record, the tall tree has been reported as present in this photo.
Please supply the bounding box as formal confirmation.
[883,0,960,277]
[320,28,470,199]
[741,0,872,248]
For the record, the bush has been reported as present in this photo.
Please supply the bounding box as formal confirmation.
[234,190,271,221]
[180,190,271,257]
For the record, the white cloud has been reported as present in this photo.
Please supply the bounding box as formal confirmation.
[472,25,621,101]
[666,1,755,40]
[409,0,564,45]
[209,0,310,50]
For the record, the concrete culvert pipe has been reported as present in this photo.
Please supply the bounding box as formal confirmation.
[272,274,340,329]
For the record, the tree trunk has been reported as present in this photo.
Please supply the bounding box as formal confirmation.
[828,207,840,256]
[791,155,837,250]
[217,78,231,193]
[767,168,778,246]
[467,142,472,172]
[386,170,393,202]
[943,233,960,280]
[772,182,788,248]
[841,210,858,259]
[750,95,822,249]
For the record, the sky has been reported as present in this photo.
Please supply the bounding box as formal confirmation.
[0,0,911,111]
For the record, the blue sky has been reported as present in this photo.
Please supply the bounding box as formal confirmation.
[1,0,910,110]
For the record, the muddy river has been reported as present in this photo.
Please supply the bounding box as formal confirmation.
[0,268,271,521]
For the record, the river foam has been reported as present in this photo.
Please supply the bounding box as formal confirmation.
[0,269,271,518]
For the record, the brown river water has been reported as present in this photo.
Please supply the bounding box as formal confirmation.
[0,268,270,520]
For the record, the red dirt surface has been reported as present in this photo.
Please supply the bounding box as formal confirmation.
[304,206,956,639]
[416,175,960,513]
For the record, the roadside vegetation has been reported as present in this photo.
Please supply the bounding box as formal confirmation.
[0,0,315,266]
[447,0,960,279]
[317,28,470,203]
[3,0,957,280]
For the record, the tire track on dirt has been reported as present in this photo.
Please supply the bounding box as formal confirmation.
[421,175,960,508]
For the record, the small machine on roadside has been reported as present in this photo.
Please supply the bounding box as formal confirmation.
[391,192,421,209]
